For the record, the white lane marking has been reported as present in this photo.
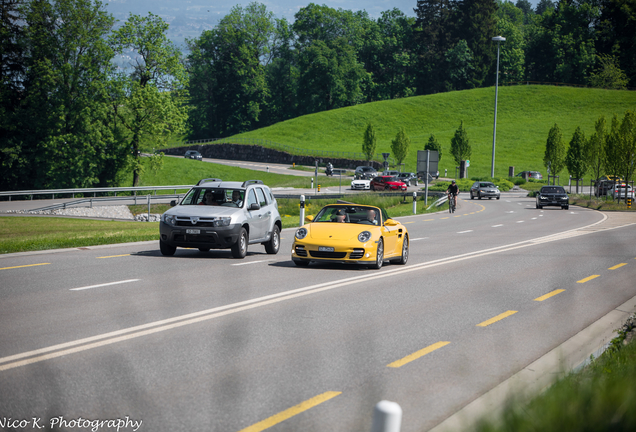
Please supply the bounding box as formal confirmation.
[410,237,428,241]
[516,221,524,223]
[70,279,140,291]
[506,211,515,213]
[2,214,616,372]
[457,230,473,234]
[232,259,276,266]
[492,224,503,227]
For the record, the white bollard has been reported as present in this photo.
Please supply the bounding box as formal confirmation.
[299,195,305,227]
[412,192,417,215]
[371,400,402,432]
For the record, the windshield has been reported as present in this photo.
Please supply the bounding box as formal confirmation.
[313,206,383,225]
[541,187,565,194]
[180,188,245,207]
[480,183,495,188]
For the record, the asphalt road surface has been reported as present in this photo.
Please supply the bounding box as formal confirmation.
[1,196,635,432]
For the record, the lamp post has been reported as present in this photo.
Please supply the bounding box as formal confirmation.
[491,36,505,178]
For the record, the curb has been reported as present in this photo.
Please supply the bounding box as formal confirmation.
[428,294,636,432]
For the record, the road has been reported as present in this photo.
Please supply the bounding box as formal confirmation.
[1,196,635,432]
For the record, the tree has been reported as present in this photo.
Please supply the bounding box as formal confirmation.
[587,54,629,89]
[450,121,471,165]
[425,134,442,162]
[614,111,636,200]
[544,123,566,180]
[536,0,555,16]
[604,114,622,180]
[110,13,189,187]
[456,0,498,88]
[586,115,607,182]
[362,123,377,162]
[391,127,411,167]
[595,0,636,88]
[565,127,587,191]
[445,40,475,91]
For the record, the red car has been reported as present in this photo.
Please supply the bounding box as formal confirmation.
[370,176,407,191]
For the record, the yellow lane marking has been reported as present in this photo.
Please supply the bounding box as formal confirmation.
[577,275,600,283]
[440,217,449,220]
[423,219,434,221]
[453,215,462,218]
[608,263,626,270]
[238,391,341,432]
[387,341,451,368]
[476,310,518,327]
[96,254,131,259]
[0,263,50,271]
[534,289,565,302]
[403,221,415,224]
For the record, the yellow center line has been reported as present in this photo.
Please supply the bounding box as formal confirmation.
[608,263,626,270]
[423,219,434,221]
[440,217,449,220]
[476,310,517,327]
[96,254,131,259]
[237,391,341,432]
[534,289,565,302]
[0,263,50,271]
[403,221,415,224]
[454,215,462,217]
[387,341,451,368]
[577,275,600,283]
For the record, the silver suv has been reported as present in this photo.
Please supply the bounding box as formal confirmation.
[159,179,282,258]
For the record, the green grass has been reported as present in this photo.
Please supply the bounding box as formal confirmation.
[568,195,636,211]
[182,86,636,180]
[0,217,159,254]
[474,328,636,432]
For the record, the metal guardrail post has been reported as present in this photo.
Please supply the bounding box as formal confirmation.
[147,195,151,222]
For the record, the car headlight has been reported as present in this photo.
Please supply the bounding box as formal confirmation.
[296,227,308,240]
[358,231,372,242]
[161,214,176,225]
[214,217,231,226]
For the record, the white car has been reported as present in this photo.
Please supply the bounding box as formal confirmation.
[351,178,371,190]
[609,184,634,199]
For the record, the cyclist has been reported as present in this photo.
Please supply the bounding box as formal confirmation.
[446,180,459,210]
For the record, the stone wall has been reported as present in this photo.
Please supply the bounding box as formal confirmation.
[163,143,382,170]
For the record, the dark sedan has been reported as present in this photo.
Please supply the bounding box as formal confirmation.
[185,150,203,161]
[536,185,569,209]
[370,176,407,191]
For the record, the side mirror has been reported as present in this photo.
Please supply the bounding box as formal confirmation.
[384,219,398,226]
[305,215,314,222]
[249,202,261,211]
[170,200,177,207]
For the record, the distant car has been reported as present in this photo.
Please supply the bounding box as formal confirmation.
[396,172,417,186]
[536,185,569,210]
[159,179,282,258]
[184,150,203,161]
[291,204,409,269]
[595,176,624,196]
[470,181,500,200]
[516,171,543,180]
[351,178,371,190]
[354,166,378,180]
[382,170,401,177]
[370,176,407,191]
[609,184,634,199]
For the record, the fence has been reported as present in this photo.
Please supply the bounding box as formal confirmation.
[0,185,194,202]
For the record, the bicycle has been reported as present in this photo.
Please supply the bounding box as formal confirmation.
[448,194,456,213]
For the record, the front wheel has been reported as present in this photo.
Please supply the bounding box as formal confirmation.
[160,240,176,256]
[264,225,280,254]
[369,238,384,270]
[231,228,248,258]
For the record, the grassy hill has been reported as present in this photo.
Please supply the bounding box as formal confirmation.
[225,85,636,179]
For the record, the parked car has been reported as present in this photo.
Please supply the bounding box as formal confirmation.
[609,184,634,199]
[370,176,408,191]
[292,204,409,269]
[159,179,282,258]
[396,172,417,186]
[354,166,378,180]
[469,181,500,200]
[536,185,569,210]
[516,171,543,180]
[595,176,624,196]
[350,178,371,190]
[184,150,203,161]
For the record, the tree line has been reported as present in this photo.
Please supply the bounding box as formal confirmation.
[1,0,635,191]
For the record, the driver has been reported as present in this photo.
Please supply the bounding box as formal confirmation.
[446,180,459,208]
[231,190,243,207]
[365,209,378,225]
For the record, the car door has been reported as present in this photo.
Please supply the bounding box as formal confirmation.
[254,187,271,241]
[246,189,265,241]
[381,210,399,256]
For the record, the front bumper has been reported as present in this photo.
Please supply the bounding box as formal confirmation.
[537,198,569,207]
[160,221,241,249]
[291,241,377,264]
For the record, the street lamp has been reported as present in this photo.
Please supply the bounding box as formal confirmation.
[491,35,505,178]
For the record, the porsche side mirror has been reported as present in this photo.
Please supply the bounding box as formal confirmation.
[305,215,314,222]
[384,219,398,226]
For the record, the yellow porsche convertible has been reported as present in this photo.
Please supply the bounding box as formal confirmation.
[291,204,409,269]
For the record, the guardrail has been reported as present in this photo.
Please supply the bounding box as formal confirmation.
[27,194,184,213]
[0,185,194,201]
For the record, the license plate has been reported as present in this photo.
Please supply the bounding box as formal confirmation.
[319,246,334,252]
[186,229,200,234]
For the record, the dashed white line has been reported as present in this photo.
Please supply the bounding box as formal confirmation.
[457,230,473,234]
[410,237,428,241]
[232,259,276,266]
[70,279,140,291]
[516,221,525,223]
[492,224,503,228]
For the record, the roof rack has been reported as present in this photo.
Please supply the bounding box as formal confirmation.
[241,180,264,187]
[197,178,223,186]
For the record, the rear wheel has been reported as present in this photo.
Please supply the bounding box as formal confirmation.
[264,225,280,254]
[231,228,248,258]
[470,192,474,200]
[369,238,384,269]
[160,240,176,256]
